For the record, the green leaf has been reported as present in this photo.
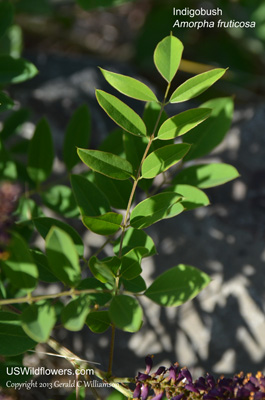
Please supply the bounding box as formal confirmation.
[183,97,234,161]
[46,227,81,287]
[172,163,240,188]
[141,143,191,179]
[109,295,143,332]
[170,68,227,103]
[0,56,38,85]
[21,302,57,342]
[0,91,14,112]
[63,104,91,171]
[96,90,147,137]
[89,256,121,284]
[98,128,125,157]
[157,108,211,140]
[0,140,17,179]
[145,264,211,306]
[61,295,91,331]
[122,275,146,293]
[77,0,134,10]
[76,278,112,306]
[130,193,184,229]
[78,148,134,180]
[15,197,44,223]
[27,118,54,183]
[83,212,123,236]
[143,101,168,136]
[0,312,36,356]
[86,311,111,333]
[120,247,147,280]
[34,217,84,257]
[30,249,59,283]
[113,228,156,257]
[1,233,38,291]
[71,174,110,216]
[0,108,30,140]
[41,185,79,218]
[0,2,13,38]
[153,35,183,83]
[93,172,132,210]
[167,184,210,210]
[100,68,158,102]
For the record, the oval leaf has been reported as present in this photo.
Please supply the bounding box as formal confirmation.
[170,68,227,103]
[154,35,183,83]
[89,256,120,284]
[113,228,157,257]
[61,295,91,331]
[157,108,211,140]
[27,118,54,183]
[183,97,234,161]
[0,56,38,85]
[71,174,110,216]
[172,163,240,188]
[30,249,59,283]
[1,233,38,291]
[168,184,210,210]
[120,247,147,280]
[0,312,36,356]
[100,68,158,102]
[130,192,184,229]
[34,217,84,257]
[145,264,211,306]
[141,143,191,179]
[63,104,91,171]
[96,90,146,137]
[86,311,111,333]
[83,212,123,236]
[21,302,57,342]
[109,295,143,332]
[41,185,79,218]
[78,148,134,180]
[122,276,147,293]
[46,227,81,287]
[77,278,112,306]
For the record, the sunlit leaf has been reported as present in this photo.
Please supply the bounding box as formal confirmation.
[154,35,183,83]
[167,184,210,210]
[0,56,38,85]
[83,212,123,236]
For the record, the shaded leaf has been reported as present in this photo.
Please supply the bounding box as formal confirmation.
[1,233,38,291]
[34,217,84,257]
[61,295,91,331]
[113,228,156,257]
[86,311,111,333]
[170,68,227,103]
[130,192,183,229]
[183,97,234,161]
[63,104,91,171]
[78,148,134,180]
[71,174,110,216]
[0,56,38,85]
[120,247,147,280]
[89,256,121,284]
[145,264,211,306]
[154,35,183,83]
[100,68,158,102]
[157,108,211,140]
[0,91,14,112]
[46,227,81,287]
[141,143,191,179]
[122,275,147,293]
[96,90,146,137]
[83,212,123,236]
[98,128,125,156]
[21,302,57,342]
[30,249,59,283]
[109,295,143,332]
[77,278,112,306]
[172,163,240,188]
[0,2,13,38]
[0,108,30,140]
[27,118,54,183]
[41,185,79,218]
[0,312,36,356]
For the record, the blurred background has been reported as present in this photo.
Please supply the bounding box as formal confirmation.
[1,0,265,398]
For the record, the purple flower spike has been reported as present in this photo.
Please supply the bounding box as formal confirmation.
[155,366,166,376]
[151,392,164,400]
[185,383,199,394]
[137,372,150,381]
[133,383,142,399]
[206,374,215,389]
[141,385,149,400]
[172,394,185,400]
[145,355,153,374]
[181,368,192,384]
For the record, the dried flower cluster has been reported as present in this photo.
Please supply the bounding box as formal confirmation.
[0,182,20,258]
[134,357,265,400]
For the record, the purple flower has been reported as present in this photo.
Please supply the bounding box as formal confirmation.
[185,383,199,393]
[137,372,150,381]
[151,392,164,400]
[141,384,149,400]
[133,383,141,398]
[145,356,153,374]
[181,368,192,384]
[154,366,166,376]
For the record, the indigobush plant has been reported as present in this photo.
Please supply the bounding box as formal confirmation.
[0,32,240,398]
